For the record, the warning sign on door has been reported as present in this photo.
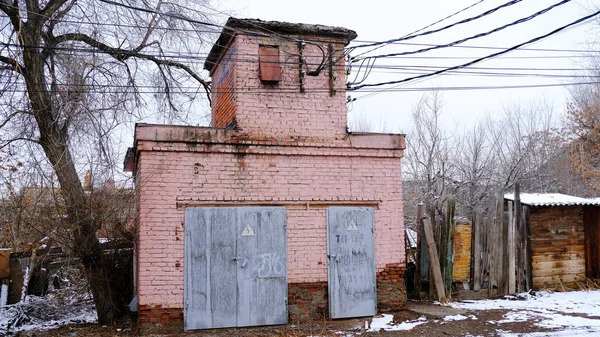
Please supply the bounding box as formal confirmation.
[347,220,358,231]
[242,224,256,236]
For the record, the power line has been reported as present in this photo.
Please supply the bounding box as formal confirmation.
[353,40,600,54]
[350,7,600,91]
[352,0,519,51]
[3,40,595,70]
[350,0,488,59]
[3,80,600,94]
[352,0,573,63]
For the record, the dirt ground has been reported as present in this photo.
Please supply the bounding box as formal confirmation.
[13,303,562,337]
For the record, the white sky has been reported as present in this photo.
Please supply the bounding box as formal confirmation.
[218,0,599,132]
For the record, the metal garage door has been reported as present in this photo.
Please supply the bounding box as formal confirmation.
[184,207,287,330]
[327,206,376,319]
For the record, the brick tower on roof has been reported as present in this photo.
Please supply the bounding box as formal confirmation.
[204,18,357,140]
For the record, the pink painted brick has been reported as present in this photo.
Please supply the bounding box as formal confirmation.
[128,23,407,310]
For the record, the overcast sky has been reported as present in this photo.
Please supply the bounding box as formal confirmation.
[217,0,599,132]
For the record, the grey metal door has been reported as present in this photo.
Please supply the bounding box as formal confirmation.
[184,207,287,330]
[327,207,376,319]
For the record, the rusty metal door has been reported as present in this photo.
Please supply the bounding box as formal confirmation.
[327,207,376,319]
[184,207,287,330]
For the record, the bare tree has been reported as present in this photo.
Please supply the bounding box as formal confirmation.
[566,84,600,194]
[0,0,219,323]
[403,91,456,219]
[453,121,497,216]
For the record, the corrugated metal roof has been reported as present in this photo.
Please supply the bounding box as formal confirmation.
[504,193,600,206]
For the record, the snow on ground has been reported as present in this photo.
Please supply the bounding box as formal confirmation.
[451,290,600,336]
[368,314,427,332]
[0,287,97,335]
[443,314,471,321]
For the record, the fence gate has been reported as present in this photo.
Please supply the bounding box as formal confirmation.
[327,207,376,319]
[184,207,287,330]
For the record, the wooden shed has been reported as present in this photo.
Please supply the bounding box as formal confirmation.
[505,193,600,289]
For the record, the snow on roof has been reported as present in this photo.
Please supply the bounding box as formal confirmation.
[504,193,600,207]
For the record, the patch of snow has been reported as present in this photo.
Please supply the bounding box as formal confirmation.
[453,290,600,336]
[1,284,7,308]
[444,314,469,321]
[451,290,600,316]
[504,193,600,206]
[0,266,97,335]
[20,267,29,302]
[488,311,536,324]
[498,329,600,337]
[368,314,427,332]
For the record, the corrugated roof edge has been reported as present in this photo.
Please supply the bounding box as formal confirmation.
[504,193,600,207]
[204,17,358,73]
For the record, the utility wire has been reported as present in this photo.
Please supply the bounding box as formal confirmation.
[350,0,488,59]
[352,0,519,52]
[3,41,595,69]
[352,0,572,63]
[353,40,600,54]
[2,81,600,94]
[350,7,600,91]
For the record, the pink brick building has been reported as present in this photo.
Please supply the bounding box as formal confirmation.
[125,18,406,330]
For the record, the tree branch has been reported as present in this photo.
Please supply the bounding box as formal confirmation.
[0,55,26,75]
[46,0,75,35]
[51,33,211,103]
[0,0,22,32]
[41,0,68,19]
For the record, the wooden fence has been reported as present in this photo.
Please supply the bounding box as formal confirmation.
[412,185,533,300]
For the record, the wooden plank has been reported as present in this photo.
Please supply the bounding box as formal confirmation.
[423,218,447,303]
[453,219,472,282]
[443,196,456,298]
[532,259,585,269]
[500,197,509,295]
[584,206,600,278]
[508,201,516,295]
[531,245,585,255]
[532,253,585,262]
[524,206,533,291]
[415,203,424,297]
[533,273,585,286]
[488,197,498,296]
[472,213,482,291]
[514,184,524,292]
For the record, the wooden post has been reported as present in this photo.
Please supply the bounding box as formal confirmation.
[514,183,524,292]
[523,205,533,290]
[415,203,424,298]
[423,218,447,303]
[429,208,436,300]
[508,201,516,294]
[499,192,508,295]
[472,212,482,290]
[443,195,456,299]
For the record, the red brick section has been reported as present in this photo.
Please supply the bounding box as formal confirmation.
[288,282,328,321]
[376,263,407,312]
[138,305,182,324]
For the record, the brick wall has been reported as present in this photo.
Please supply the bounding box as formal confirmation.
[376,263,407,312]
[210,33,349,141]
[133,20,406,328]
[211,42,237,128]
[135,142,404,315]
